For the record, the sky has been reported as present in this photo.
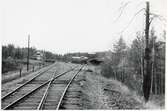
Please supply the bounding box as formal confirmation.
[1,0,167,54]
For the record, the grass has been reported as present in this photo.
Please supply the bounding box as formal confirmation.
[81,71,110,109]
[80,65,165,109]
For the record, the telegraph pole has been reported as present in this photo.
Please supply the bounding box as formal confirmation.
[143,1,151,102]
[27,34,30,71]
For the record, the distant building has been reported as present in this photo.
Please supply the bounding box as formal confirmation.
[31,51,44,61]
[87,58,104,65]
[71,56,88,64]
[72,56,88,60]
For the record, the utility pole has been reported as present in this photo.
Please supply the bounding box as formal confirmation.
[27,34,30,71]
[143,1,151,102]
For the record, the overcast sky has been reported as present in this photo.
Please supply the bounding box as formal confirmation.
[1,0,167,54]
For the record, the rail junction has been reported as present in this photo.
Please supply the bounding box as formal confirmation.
[1,63,85,110]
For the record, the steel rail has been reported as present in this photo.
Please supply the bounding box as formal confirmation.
[37,74,55,110]
[1,63,56,100]
[3,78,51,110]
[56,65,84,110]
[37,65,79,110]
[3,65,78,110]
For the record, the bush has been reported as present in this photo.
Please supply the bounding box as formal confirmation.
[100,60,143,95]
[101,62,114,78]
[2,59,19,73]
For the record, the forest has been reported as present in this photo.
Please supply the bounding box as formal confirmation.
[101,28,165,98]
[2,45,63,73]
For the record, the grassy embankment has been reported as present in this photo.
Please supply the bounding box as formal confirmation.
[80,65,164,109]
[2,59,50,83]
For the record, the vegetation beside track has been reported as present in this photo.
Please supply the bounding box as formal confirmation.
[81,67,164,109]
[100,32,165,104]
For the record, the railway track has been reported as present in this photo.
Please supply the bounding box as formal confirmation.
[2,63,84,110]
[2,63,56,100]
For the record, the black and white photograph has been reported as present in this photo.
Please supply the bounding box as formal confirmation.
[1,0,166,110]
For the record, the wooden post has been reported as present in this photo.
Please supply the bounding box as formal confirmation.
[27,34,30,71]
[19,68,22,77]
[33,65,34,72]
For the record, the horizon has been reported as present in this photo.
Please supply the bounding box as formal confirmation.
[2,43,111,55]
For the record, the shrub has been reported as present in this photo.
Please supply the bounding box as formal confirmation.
[101,62,114,78]
[2,59,19,73]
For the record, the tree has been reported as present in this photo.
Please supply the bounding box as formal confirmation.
[112,36,127,66]
[2,46,8,59]
[7,44,15,58]
[128,32,145,76]
[14,47,23,59]
[111,36,127,82]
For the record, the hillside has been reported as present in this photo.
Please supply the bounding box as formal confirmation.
[80,65,164,109]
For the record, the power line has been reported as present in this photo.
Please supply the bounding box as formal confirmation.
[113,1,131,23]
[118,8,145,35]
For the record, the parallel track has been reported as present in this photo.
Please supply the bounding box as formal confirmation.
[2,64,83,110]
[2,63,56,100]
[36,65,84,110]
[56,65,84,110]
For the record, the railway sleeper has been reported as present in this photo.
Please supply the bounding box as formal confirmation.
[46,96,62,100]
[43,106,57,110]
[43,102,58,106]
[13,107,36,110]
[53,81,70,84]
[22,98,43,103]
[12,103,40,106]
[44,100,60,103]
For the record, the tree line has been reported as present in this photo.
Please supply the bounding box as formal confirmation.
[2,44,65,61]
[2,44,103,63]
[101,28,165,96]
[2,44,65,73]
